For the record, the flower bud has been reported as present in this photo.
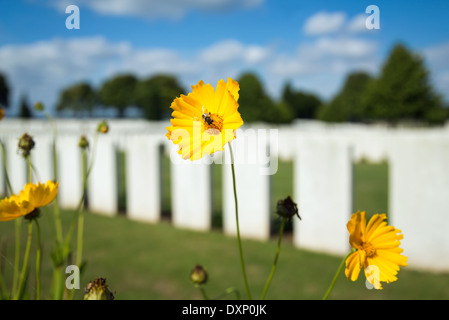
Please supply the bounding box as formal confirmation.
[78,135,89,149]
[34,101,44,111]
[190,265,208,285]
[83,278,115,300]
[276,196,301,220]
[18,133,35,157]
[97,121,109,134]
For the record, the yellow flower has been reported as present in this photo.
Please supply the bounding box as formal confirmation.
[0,181,59,222]
[166,78,243,161]
[345,211,407,289]
[0,106,4,120]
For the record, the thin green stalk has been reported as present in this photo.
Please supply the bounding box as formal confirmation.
[15,222,32,300]
[212,287,241,300]
[322,249,355,300]
[34,219,41,300]
[198,286,209,300]
[261,218,286,300]
[27,155,32,183]
[76,148,87,268]
[0,140,19,298]
[0,268,8,299]
[227,142,252,300]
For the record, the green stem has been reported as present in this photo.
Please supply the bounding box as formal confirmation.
[34,219,41,300]
[227,142,252,300]
[261,218,286,300]
[322,249,355,300]
[212,287,241,300]
[198,285,209,300]
[76,148,87,269]
[0,140,20,298]
[15,222,33,300]
[26,155,32,183]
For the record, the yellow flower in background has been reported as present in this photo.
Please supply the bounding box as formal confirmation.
[0,181,59,222]
[166,78,243,161]
[345,211,407,289]
[0,106,4,120]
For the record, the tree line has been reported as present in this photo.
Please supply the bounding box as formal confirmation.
[1,43,447,125]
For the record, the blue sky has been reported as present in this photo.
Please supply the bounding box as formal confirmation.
[1,0,448,115]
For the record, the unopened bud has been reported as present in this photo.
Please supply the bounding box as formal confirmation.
[83,278,115,300]
[190,265,208,285]
[97,121,109,134]
[78,135,89,149]
[34,101,44,111]
[276,196,301,220]
[18,133,35,157]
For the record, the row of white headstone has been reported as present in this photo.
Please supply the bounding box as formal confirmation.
[0,120,448,272]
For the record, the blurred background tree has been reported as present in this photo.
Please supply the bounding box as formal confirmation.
[18,93,32,118]
[238,72,293,124]
[282,82,322,119]
[362,43,447,124]
[134,74,185,120]
[317,72,374,122]
[56,82,97,116]
[0,72,10,109]
[99,74,137,118]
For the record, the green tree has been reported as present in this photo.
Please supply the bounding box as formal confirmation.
[99,74,137,117]
[237,72,290,123]
[282,82,322,119]
[363,43,445,124]
[18,94,32,118]
[318,72,374,122]
[0,72,10,108]
[56,82,97,116]
[134,74,185,120]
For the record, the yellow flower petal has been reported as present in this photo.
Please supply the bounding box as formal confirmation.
[345,210,407,289]
[166,78,243,161]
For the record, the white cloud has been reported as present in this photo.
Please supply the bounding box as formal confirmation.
[51,0,264,20]
[346,13,368,33]
[0,37,272,112]
[303,11,346,35]
[198,39,270,65]
[422,42,449,101]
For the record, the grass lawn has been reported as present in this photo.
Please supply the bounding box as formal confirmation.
[1,160,449,300]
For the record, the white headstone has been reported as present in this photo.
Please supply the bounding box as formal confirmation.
[31,134,54,183]
[170,155,211,231]
[56,135,83,209]
[126,135,161,223]
[222,130,272,241]
[389,133,449,271]
[293,135,353,256]
[87,135,118,216]
[6,137,27,194]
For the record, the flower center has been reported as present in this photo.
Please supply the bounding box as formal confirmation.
[361,242,376,258]
[202,112,223,135]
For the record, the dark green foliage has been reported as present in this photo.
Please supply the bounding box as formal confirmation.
[363,43,446,124]
[99,74,137,117]
[18,94,32,119]
[237,72,293,123]
[134,74,185,120]
[282,82,322,119]
[318,72,374,122]
[56,82,97,116]
[0,72,9,108]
